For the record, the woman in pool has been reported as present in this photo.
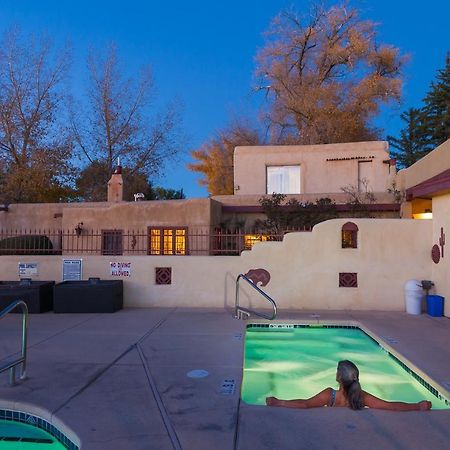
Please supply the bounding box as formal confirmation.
[266,360,432,411]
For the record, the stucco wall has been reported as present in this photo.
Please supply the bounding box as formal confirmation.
[0,199,219,232]
[431,194,450,316]
[234,141,394,196]
[397,139,450,190]
[0,218,433,313]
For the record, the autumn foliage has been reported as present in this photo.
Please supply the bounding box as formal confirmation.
[256,3,406,144]
[190,2,407,194]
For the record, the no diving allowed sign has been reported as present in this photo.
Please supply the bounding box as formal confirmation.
[110,261,131,277]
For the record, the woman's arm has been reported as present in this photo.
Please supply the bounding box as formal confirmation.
[266,388,332,409]
[363,392,432,411]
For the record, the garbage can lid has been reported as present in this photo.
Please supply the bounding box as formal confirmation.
[404,279,423,290]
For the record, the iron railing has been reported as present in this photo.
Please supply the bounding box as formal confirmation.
[235,273,277,320]
[0,300,28,385]
[0,227,311,256]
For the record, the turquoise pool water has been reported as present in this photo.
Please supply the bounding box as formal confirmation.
[0,420,66,449]
[242,325,450,409]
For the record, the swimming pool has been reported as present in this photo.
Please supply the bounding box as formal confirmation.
[0,410,79,449]
[241,324,450,410]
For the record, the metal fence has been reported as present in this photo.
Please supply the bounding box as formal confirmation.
[0,227,312,256]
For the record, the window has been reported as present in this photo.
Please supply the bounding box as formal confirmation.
[102,230,123,255]
[148,227,188,255]
[267,165,300,194]
[341,222,358,248]
[244,234,269,250]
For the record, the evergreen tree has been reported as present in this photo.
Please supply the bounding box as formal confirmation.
[388,108,430,168]
[422,53,450,148]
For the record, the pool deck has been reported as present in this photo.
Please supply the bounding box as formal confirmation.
[1,308,450,449]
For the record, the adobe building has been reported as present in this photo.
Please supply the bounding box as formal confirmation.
[0,140,400,256]
[0,139,449,316]
[214,140,399,227]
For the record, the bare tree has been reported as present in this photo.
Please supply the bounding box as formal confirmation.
[0,29,74,202]
[71,44,183,198]
[256,2,407,144]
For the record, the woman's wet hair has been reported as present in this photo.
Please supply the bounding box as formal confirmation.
[337,360,364,410]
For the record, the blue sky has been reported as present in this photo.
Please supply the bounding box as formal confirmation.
[0,1,448,198]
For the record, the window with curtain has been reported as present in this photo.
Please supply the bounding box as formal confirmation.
[266,165,301,194]
[101,230,123,255]
[148,227,188,255]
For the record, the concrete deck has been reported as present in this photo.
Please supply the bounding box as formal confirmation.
[1,308,450,449]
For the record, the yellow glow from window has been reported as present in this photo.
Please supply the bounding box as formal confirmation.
[150,229,161,254]
[244,234,268,250]
[149,228,186,255]
[175,229,186,255]
[412,212,433,220]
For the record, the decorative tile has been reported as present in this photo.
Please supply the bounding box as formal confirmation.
[155,267,172,285]
[339,272,358,287]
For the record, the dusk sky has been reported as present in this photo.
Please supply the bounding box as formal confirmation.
[0,0,448,198]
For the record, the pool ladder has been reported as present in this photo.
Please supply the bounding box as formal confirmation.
[0,300,28,385]
[235,273,277,320]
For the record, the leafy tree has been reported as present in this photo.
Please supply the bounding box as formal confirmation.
[75,160,184,201]
[256,3,406,144]
[148,185,185,200]
[255,193,338,233]
[422,53,450,149]
[0,30,74,202]
[71,44,183,194]
[189,122,261,195]
[388,108,430,167]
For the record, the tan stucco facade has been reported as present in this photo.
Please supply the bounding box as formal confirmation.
[234,141,395,196]
[1,139,449,316]
[397,139,450,192]
[396,138,450,316]
[0,199,221,232]
[0,218,431,312]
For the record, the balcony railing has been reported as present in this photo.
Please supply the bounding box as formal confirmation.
[0,227,311,256]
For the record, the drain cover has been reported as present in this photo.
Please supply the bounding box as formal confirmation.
[187,369,209,378]
[220,378,236,395]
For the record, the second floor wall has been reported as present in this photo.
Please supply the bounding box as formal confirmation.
[233,141,395,196]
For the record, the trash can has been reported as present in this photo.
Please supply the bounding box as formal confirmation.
[426,295,444,317]
[404,279,423,315]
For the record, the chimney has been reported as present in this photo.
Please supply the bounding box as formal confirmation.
[107,158,123,202]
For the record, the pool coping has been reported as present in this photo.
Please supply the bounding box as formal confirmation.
[246,317,450,407]
[0,401,81,449]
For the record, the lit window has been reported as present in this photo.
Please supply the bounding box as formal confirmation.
[244,234,268,250]
[148,227,187,255]
[341,222,358,249]
[102,230,123,255]
[267,165,300,194]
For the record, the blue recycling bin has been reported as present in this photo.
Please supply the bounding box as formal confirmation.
[426,295,444,317]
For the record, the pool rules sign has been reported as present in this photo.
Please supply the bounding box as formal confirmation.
[110,261,131,277]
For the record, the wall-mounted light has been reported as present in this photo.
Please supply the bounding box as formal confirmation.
[75,222,84,236]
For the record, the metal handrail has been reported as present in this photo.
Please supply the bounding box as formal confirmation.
[235,274,277,320]
[0,300,28,385]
